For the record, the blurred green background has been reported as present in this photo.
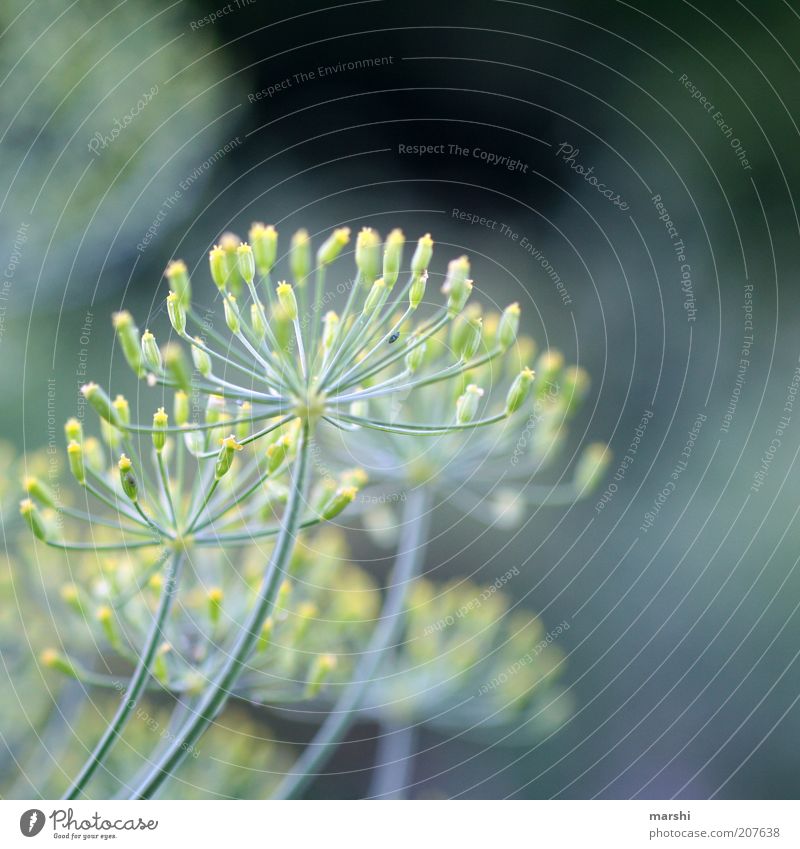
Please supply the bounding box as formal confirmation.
[2,0,800,799]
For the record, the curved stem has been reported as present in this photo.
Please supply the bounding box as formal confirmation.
[62,551,183,799]
[129,421,312,799]
[273,488,430,799]
[368,720,417,799]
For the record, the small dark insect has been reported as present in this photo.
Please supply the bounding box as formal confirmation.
[388,332,400,344]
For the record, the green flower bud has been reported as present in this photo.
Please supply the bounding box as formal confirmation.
[290,229,312,285]
[535,350,565,399]
[321,485,357,520]
[574,443,611,492]
[40,648,77,678]
[362,277,385,316]
[317,227,351,266]
[118,454,138,501]
[167,291,186,335]
[409,271,427,310]
[249,223,278,276]
[451,310,482,361]
[64,417,82,443]
[215,434,243,479]
[382,228,404,288]
[205,395,226,425]
[100,418,121,449]
[505,367,535,414]
[456,384,484,424]
[442,255,470,295]
[447,278,473,317]
[355,227,381,284]
[411,233,434,276]
[23,476,57,508]
[20,498,47,540]
[81,383,121,426]
[174,390,189,426]
[96,605,119,647]
[276,281,298,321]
[207,587,223,626]
[257,617,274,653]
[209,246,227,290]
[224,293,241,334]
[272,304,292,350]
[305,654,337,698]
[250,301,267,340]
[165,260,191,306]
[153,407,168,452]
[83,437,104,475]
[266,433,292,473]
[112,311,144,376]
[219,232,244,295]
[112,394,130,426]
[561,366,590,417]
[405,338,426,373]
[237,243,256,284]
[191,338,212,377]
[140,330,162,373]
[498,302,521,350]
[164,343,191,392]
[236,402,252,441]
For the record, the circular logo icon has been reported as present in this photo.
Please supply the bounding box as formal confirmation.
[19,809,46,837]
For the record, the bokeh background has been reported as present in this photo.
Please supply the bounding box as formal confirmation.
[2,0,800,799]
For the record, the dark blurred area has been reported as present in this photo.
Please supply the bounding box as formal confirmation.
[3,0,800,799]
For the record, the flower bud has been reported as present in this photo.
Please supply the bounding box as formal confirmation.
[290,229,311,285]
[207,587,223,626]
[382,228,404,288]
[276,281,298,320]
[250,301,267,339]
[112,311,144,376]
[561,366,590,417]
[205,395,226,425]
[535,350,564,399]
[442,255,470,295]
[321,485,357,520]
[97,605,118,646]
[164,343,191,392]
[81,383,121,426]
[355,227,381,284]
[411,233,433,276]
[153,407,168,452]
[40,649,77,678]
[141,330,162,373]
[317,227,351,266]
[447,278,473,317]
[505,367,535,414]
[498,302,520,350]
[456,384,484,424]
[20,498,47,540]
[209,246,227,290]
[405,338,426,373]
[237,243,256,284]
[362,277,385,317]
[174,390,189,426]
[67,440,85,483]
[451,310,482,361]
[257,617,274,653]
[249,223,278,276]
[191,338,212,377]
[409,271,427,310]
[272,305,292,350]
[266,433,292,473]
[23,476,57,508]
[305,654,337,698]
[322,310,339,351]
[64,417,82,443]
[236,402,252,441]
[215,434,243,479]
[165,260,191,306]
[224,293,241,334]
[167,291,186,335]
[219,232,244,295]
[112,394,130,426]
[118,454,138,501]
[574,443,611,492]
[83,437,104,474]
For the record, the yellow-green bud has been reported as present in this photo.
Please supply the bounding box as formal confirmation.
[219,232,244,295]
[405,338,426,373]
[249,223,278,275]
[208,587,223,626]
[321,485,357,520]
[81,383,121,426]
[64,417,82,443]
[290,229,312,285]
[498,303,520,350]
[250,301,267,339]
[442,255,470,295]
[305,654,337,698]
[382,228,404,288]
[447,278,473,317]
[317,226,351,266]
[60,583,83,613]
[141,330,162,373]
[96,605,118,646]
[112,394,130,426]
[167,291,186,335]
[272,304,292,350]
[411,233,434,276]
[452,311,482,361]
[409,271,427,310]
[209,246,227,290]
[67,440,85,483]
[118,454,138,501]
[266,434,292,473]
[170,392,187,428]
[362,277,385,316]
[257,617,273,653]
[40,649,77,678]
[322,310,339,350]
[165,260,191,306]
[574,443,611,492]
[535,350,564,398]
[205,395,226,425]
[505,367,535,414]
[191,338,212,377]
[112,311,144,376]
[224,293,241,334]
[276,281,298,321]
[153,407,168,452]
[236,402,252,441]
[164,343,191,392]
[215,434,243,479]
[355,227,381,284]
[23,476,57,508]
[562,366,590,417]
[456,384,484,424]
[237,243,256,284]
[20,498,47,540]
